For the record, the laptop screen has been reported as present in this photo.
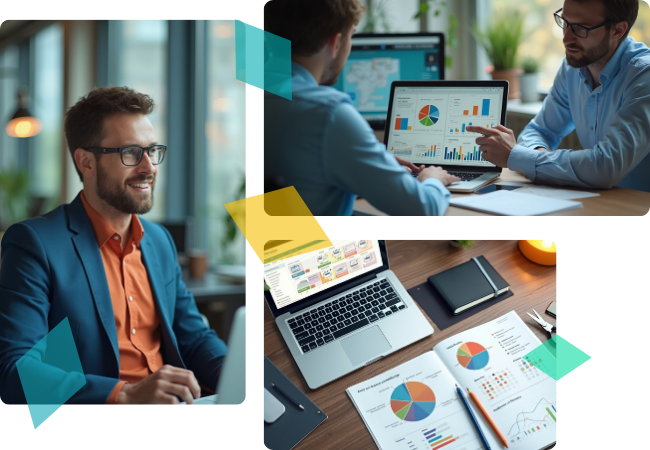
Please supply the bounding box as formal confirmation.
[264,240,384,310]
[385,85,506,167]
[332,34,444,123]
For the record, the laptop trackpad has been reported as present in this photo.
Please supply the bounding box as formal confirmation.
[340,326,391,366]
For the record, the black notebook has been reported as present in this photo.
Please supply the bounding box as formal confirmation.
[427,255,510,314]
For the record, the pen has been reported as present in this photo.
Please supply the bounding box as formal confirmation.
[467,388,509,448]
[272,383,304,410]
[455,383,491,450]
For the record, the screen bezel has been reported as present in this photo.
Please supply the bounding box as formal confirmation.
[383,80,509,173]
[264,240,390,318]
[342,32,446,130]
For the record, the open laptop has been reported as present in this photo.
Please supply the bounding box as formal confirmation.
[263,240,433,389]
[192,306,245,404]
[332,33,445,130]
[384,80,509,192]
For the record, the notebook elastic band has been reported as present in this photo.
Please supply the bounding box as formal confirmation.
[472,257,500,298]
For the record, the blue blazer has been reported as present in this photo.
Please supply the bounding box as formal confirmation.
[0,194,227,404]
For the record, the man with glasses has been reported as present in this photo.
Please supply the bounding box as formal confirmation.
[467,0,650,192]
[0,87,227,404]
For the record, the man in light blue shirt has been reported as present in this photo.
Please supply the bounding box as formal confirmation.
[468,0,650,192]
[264,0,459,215]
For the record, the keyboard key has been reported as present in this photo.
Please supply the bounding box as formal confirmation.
[385,293,398,301]
[365,310,372,317]
[324,334,334,343]
[288,318,296,323]
[310,328,318,335]
[293,326,305,334]
[325,307,332,313]
[316,324,324,331]
[385,298,400,308]
[380,290,387,296]
[315,332,323,338]
[318,306,325,310]
[318,317,325,323]
[360,298,368,304]
[372,307,380,313]
[309,342,317,350]
[373,282,380,286]
[304,323,312,330]
[399,305,406,310]
[329,326,337,333]
[387,287,394,293]
[352,316,359,322]
[371,300,379,306]
[373,293,380,299]
[357,314,365,321]
[378,312,385,318]
[353,290,359,295]
[385,311,392,316]
[295,331,309,340]
[333,318,370,339]
[344,319,352,326]
[337,323,345,330]
[346,294,352,298]
[316,338,325,346]
[322,320,330,327]
[378,303,385,310]
[373,287,380,293]
[298,335,315,346]
[390,305,398,312]
[289,322,298,329]
[301,345,310,353]
[368,315,379,323]
[296,319,305,326]
[350,309,358,315]
[325,314,333,320]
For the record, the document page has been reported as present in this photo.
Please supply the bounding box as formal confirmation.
[346,352,499,450]
[434,311,557,449]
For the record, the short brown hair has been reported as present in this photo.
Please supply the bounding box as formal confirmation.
[265,0,366,57]
[64,86,155,181]
[570,0,638,39]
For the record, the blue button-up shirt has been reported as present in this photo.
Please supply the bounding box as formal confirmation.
[509,37,650,191]
[265,62,450,215]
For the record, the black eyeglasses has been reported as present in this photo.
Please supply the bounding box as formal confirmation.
[554,8,611,38]
[85,144,167,166]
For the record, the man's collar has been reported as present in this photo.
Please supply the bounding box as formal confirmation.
[291,61,319,87]
[79,190,144,248]
[599,36,631,84]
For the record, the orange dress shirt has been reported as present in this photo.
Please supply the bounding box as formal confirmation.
[80,192,164,403]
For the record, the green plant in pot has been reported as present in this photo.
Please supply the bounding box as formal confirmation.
[519,56,541,103]
[473,8,526,99]
[449,240,475,249]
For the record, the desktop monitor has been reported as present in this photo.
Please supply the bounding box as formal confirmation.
[332,33,445,129]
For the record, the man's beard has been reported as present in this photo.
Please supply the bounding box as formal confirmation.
[96,163,155,215]
[320,54,347,86]
[565,33,611,68]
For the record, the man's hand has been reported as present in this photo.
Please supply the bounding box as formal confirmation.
[395,156,424,174]
[466,125,517,168]
[116,365,201,404]
[417,165,461,186]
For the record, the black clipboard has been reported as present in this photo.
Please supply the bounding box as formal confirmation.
[264,356,327,450]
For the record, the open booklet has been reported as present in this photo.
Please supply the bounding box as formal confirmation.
[346,311,556,450]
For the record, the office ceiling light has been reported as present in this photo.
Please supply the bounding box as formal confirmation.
[6,90,41,138]
[518,240,556,266]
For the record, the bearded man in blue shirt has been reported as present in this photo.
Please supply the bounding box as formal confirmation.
[468,0,650,192]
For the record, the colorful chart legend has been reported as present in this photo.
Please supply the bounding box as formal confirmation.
[390,381,436,422]
[419,105,440,126]
[457,342,489,370]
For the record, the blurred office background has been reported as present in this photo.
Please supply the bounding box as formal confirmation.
[0,20,245,341]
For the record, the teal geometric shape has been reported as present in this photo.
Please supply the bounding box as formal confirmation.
[235,20,292,100]
[522,335,590,381]
[16,317,86,429]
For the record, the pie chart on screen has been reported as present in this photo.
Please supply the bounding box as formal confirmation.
[419,105,439,126]
[457,342,489,370]
[390,381,436,422]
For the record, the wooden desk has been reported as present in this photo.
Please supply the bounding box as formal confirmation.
[264,240,556,450]
[354,169,650,216]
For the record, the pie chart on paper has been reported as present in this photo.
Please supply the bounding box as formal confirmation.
[418,105,440,126]
[390,381,436,422]
[457,342,489,370]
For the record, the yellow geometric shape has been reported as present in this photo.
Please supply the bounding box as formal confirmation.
[224,186,332,263]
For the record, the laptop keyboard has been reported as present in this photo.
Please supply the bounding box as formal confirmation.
[286,278,407,354]
[411,171,482,182]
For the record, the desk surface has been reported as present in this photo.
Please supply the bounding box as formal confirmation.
[354,168,650,216]
[264,240,556,450]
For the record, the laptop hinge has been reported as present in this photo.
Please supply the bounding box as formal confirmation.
[287,272,378,315]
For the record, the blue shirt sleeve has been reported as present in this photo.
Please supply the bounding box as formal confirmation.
[322,102,450,216]
[509,61,650,189]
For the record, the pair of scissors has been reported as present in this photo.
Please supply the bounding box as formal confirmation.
[526,309,556,340]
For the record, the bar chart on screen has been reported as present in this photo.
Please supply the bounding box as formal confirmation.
[447,119,497,135]
[449,95,499,119]
[443,138,488,163]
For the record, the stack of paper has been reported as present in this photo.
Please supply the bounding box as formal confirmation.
[450,190,583,215]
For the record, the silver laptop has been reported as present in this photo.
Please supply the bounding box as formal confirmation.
[384,80,509,192]
[192,306,245,404]
[263,240,433,389]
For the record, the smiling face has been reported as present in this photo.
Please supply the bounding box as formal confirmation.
[561,0,613,68]
[94,113,157,215]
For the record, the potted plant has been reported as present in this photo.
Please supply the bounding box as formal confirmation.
[449,240,475,249]
[473,8,526,99]
[519,57,541,103]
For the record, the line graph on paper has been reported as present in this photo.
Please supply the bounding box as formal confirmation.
[506,397,556,445]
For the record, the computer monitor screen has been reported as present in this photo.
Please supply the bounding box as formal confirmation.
[264,240,383,310]
[332,33,444,126]
[385,84,507,167]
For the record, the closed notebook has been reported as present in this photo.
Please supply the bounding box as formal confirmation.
[427,255,510,314]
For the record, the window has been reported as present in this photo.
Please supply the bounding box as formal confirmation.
[32,23,63,204]
[205,21,245,265]
[0,45,19,172]
[492,0,650,89]
[109,20,169,221]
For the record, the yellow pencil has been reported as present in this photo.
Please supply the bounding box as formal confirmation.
[467,388,509,448]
